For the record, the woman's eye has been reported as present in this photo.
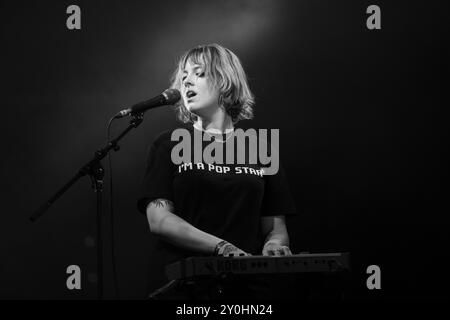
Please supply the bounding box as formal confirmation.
[197,72,205,77]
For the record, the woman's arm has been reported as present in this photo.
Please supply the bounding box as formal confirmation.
[146,198,248,256]
[260,215,292,256]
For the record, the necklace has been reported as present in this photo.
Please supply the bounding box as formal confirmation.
[203,129,234,143]
[194,123,234,143]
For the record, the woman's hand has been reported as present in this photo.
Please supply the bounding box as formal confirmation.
[262,241,292,256]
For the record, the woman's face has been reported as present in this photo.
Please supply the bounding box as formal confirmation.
[181,59,220,117]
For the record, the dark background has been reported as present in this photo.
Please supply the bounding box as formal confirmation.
[1,0,448,299]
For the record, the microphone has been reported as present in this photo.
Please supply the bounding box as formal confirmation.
[114,88,181,118]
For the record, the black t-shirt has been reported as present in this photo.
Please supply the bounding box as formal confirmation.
[137,125,297,265]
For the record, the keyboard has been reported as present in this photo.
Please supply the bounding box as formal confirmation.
[165,252,350,280]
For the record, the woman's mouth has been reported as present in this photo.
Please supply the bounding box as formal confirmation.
[186,90,197,100]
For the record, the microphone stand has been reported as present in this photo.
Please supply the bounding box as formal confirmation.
[30,113,144,300]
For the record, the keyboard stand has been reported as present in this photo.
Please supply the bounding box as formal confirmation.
[148,279,180,300]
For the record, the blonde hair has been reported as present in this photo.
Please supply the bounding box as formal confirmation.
[170,43,255,124]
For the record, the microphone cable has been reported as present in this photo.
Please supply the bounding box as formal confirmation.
[107,116,120,300]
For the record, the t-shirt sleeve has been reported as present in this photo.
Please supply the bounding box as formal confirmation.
[136,136,174,214]
[261,164,298,217]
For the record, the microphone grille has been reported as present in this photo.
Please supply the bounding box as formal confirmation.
[163,89,181,104]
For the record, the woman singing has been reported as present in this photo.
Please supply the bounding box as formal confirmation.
[137,43,297,300]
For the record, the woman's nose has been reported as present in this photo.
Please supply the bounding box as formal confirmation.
[183,74,194,87]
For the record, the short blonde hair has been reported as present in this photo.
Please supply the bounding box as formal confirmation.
[170,43,255,124]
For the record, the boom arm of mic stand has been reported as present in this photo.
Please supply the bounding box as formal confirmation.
[30,113,144,222]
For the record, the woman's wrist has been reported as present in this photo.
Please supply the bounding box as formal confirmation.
[214,240,229,256]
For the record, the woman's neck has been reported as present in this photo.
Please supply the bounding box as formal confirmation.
[194,112,234,134]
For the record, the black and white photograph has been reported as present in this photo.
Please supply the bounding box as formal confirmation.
[1,0,449,307]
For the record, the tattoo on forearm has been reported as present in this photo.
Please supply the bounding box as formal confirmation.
[149,199,174,209]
